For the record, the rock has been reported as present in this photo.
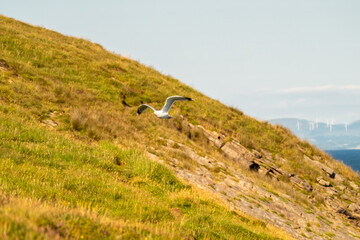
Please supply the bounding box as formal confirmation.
[324,197,346,212]
[146,151,163,163]
[154,136,360,238]
[258,166,268,175]
[313,155,322,161]
[196,125,225,148]
[349,181,359,191]
[341,194,351,201]
[49,110,61,117]
[249,161,260,171]
[289,175,313,192]
[348,203,360,214]
[266,167,286,180]
[275,155,286,163]
[337,208,359,220]
[260,149,273,161]
[325,187,337,196]
[322,166,336,178]
[0,59,12,71]
[220,142,263,172]
[334,173,345,182]
[304,155,335,178]
[41,119,58,128]
[252,150,262,159]
[339,185,346,191]
[316,177,332,187]
[221,141,254,164]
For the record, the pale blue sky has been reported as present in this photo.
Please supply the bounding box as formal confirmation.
[1,1,360,123]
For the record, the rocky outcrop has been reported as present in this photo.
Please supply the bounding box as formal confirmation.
[317,177,332,187]
[322,166,336,178]
[289,175,313,192]
[159,122,360,239]
[260,149,273,161]
[196,125,225,148]
[190,124,277,174]
[324,197,345,212]
[266,167,289,180]
[304,155,336,178]
[221,140,254,162]
[335,173,345,182]
[152,134,360,240]
[349,181,359,190]
[252,150,262,159]
[349,203,360,217]
[220,141,265,172]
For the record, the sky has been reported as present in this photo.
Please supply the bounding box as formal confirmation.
[1,0,360,123]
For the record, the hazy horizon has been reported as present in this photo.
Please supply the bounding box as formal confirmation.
[270,117,359,125]
[1,1,359,123]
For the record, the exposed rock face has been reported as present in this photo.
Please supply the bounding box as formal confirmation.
[196,125,225,148]
[260,149,273,161]
[266,167,288,180]
[349,203,360,217]
[221,141,254,162]
[157,122,360,239]
[252,150,262,159]
[151,134,360,240]
[335,173,345,182]
[349,181,359,190]
[317,177,332,187]
[322,166,336,178]
[339,185,347,191]
[289,175,313,192]
[324,197,345,212]
[304,155,336,178]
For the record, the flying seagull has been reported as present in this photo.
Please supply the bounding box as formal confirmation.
[137,96,193,119]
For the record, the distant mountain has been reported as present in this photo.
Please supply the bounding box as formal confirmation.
[270,118,360,150]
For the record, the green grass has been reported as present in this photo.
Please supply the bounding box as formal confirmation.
[325,232,335,238]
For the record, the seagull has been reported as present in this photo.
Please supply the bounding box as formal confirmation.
[137,96,193,119]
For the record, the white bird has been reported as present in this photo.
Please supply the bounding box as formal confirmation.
[137,96,193,119]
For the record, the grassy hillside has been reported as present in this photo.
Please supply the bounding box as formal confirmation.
[1,15,359,239]
[0,104,286,239]
[0,15,293,240]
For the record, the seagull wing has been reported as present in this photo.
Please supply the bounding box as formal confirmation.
[137,104,156,115]
[161,96,193,113]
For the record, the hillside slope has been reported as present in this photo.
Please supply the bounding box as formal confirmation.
[1,15,360,239]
